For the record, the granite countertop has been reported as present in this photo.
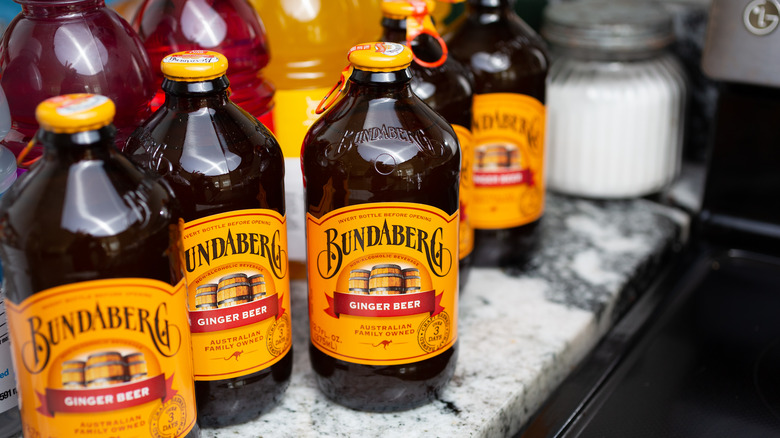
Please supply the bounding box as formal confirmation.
[204,193,688,438]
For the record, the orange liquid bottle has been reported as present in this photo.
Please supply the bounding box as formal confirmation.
[303,42,460,411]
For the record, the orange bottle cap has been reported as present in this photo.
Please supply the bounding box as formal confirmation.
[347,42,413,72]
[381,1,434,18]
[35,94,115,134]
[161,50,229,82]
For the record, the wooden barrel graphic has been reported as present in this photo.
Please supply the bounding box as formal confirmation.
[349,269,370,279]
[196,303,218,310]
[404,276,422,293]
[85,361,127,386]
[86,351,123,367]
[369,273,404,294]
[125,353,148,377]
[401,268,420,279]
[217,273,249,289]
[195,290,217,307]
[217,296,251,308]
[370,264,402,276]
[478,144,510,169]
[249,275,267,299]
[348,276,369,294]
[217,282,251,304]
[61,360,85,388]
[507,146,520,168]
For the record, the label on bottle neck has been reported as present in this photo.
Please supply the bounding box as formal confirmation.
[452,124,474,259]
[181,210,292,381]
[306,202,458,366]
[471,93,546,229]
[6,279,197,438]
[0,292,19,414]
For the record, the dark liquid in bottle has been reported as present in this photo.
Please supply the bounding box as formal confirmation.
[303,67,459,411]
[0,124,199,438]
[446,0,548,268]
[125,76,291,427]
[381,15,475,289]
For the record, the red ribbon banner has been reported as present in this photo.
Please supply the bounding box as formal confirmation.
[36,373,176,418]
[473,169,535,188]
[325,290,444,319]
[190,293,280,334]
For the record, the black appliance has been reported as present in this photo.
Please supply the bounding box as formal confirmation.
[520,1,780,436]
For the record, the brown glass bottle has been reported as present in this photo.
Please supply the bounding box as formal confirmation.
[380,1,475,289]
[125,52,291,427]
[445,0,549,268]
[0,95,198,438]
[302,43,460,412]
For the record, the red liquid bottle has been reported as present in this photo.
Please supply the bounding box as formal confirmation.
[132,0,274,129]
[0,0,155,165]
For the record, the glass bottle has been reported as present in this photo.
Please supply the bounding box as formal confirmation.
[132,0,274,126]
[125,50,292,428]
[445,0,549,268]
[303,42,460,411]
[0,94,198,438]
[0,0,155,164]
[380,0,475,289]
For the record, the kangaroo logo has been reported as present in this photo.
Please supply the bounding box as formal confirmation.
[225,350,244,361]
[373,340,392,350]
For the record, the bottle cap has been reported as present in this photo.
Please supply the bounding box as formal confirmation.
[161,50,229,82]
[35,94,115,134]
[381,0,435,18]
[347,42,413,72]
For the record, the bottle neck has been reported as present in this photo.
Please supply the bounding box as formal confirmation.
[349,68,413,89]
[18,0,105,16]
[161,76,231,110]
[39,125,116,163]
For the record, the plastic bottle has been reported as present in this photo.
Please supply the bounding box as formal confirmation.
[0,0,155,165]
[248,0,380,275]
[0,94,198,438]
[125,50,292,428]
[380,0,475,289]
[303,42,460,411]
[132,0,275,127]
[0,90,20,435]
[445,0,549,268]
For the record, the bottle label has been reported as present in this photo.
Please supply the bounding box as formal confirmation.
[471,93,546,229]
[6,279,197,438]
[181,210,292,381]
[306,203,458,366]
[0,293,19,414]
[273,86,332,262]
[452,124,474,259]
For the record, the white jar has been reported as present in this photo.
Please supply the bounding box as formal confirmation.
[542,1,687,199]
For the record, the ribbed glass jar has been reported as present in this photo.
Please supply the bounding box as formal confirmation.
[542,1,687,199]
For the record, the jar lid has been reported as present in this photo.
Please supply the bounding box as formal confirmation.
[381,0,434,18]
[161,50,229,82]
[347,42,413,72]
[541,1,674,53]
[35,94,115,134]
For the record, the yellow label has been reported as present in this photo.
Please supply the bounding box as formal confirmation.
[6,278,197,438]
[272,87,331,159]
[471,93,546,229]
[306,203,458,366]
[453,124,474,259]
[181,210,292,381]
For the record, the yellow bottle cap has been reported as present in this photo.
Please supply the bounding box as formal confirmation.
[347,42,413,72]
[161,50,229,82]
[381,1,434,19]
[35,94,115,134]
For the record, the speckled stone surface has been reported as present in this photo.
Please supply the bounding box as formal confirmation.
[202,193,686,438]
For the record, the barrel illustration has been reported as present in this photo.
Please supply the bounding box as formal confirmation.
[195,284,218,308]
[85,351,123,367]
[350,269,370,279]
[370,264,402,276]
[348,276,370,294]
[217,296,251,308]
[403,275,422,293]
[477,144,512,170]
[125,352,148,381]
[217,282,251,306]
[85,360,127,387]
[217,273,249,289]
[249,274,267,299]
[369,273,404,295]
[61,360,86,388]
